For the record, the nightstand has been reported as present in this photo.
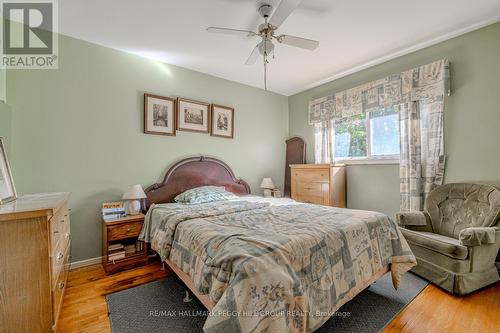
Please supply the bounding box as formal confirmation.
[102,214,148,275]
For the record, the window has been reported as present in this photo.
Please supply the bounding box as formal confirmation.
[333,108,400,162]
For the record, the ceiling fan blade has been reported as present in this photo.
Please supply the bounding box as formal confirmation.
[206,27,256,37]
[245,44,260,65]
[277,35,319,50]
[269,0,303,28]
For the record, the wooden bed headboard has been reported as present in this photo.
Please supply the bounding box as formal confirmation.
[143,156,251,210]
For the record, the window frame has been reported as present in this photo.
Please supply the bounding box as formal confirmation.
[333,111,400,165]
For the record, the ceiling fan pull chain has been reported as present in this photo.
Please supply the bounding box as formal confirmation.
[264,55,268,91]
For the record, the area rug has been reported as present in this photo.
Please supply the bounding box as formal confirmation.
[106,272,427,333]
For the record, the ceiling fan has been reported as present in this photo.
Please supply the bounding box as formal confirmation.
[207,0,319,91]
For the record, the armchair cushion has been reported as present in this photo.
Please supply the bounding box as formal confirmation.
[400,228,468,260]
[459,227,497,247]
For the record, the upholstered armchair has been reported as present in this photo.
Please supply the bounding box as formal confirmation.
[397,183,500,295]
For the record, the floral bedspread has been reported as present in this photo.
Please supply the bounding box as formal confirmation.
[139,200,416,333]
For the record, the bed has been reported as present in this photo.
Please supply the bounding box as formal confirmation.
[139,156,416,333]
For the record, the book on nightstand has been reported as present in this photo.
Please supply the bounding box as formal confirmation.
[108,250,126,261]
[124,244,136,255]
[102,201,126,221]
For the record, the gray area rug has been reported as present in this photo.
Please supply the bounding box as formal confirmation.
[107,272,427,333]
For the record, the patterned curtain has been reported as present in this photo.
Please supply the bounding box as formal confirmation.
[313,120,334,163]
[309,59,450,211]
[399,100,446,211]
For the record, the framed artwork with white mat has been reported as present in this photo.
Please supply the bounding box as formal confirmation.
[144,93,176,136]
[177,98,210,133]
[210,104,234,139]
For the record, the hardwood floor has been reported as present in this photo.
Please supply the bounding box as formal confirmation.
[383,280,500,333]
[57,263,170,333]
[58,263,499,333]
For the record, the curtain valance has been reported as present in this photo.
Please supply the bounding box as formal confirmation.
[308,59,450,124]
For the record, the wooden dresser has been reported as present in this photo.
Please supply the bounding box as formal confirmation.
[290,164,346,207]
[0,192,71,333]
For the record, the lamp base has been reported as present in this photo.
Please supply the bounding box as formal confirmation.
[263,189,272,197]
[127,200,141,215]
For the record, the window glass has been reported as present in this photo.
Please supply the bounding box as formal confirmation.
[334,113,367,159]
[370,108,400,156]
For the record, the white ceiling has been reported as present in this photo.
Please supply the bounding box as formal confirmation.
[60,0,500,96]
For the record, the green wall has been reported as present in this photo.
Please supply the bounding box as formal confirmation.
[7,35,288,262]
[289,22,500,218]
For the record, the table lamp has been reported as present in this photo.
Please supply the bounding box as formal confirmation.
[260,177,275,197]
[122,184,146,215]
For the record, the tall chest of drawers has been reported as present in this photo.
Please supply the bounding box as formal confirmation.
[290,164,346,207]
[0,192,71,333]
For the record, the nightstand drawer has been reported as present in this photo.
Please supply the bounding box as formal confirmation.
[108,221,143,241]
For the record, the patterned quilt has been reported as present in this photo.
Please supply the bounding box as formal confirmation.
[139,200,416,333]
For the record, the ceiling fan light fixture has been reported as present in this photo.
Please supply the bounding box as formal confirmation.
[258,39,275,57]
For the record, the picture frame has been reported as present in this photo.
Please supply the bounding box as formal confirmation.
[210,104,234,139]
[177,98,210,133]
[144,93,176,136]
[0,138,17,205]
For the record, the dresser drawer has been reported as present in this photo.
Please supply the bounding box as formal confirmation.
[50,204,70,253]
[52,238,70,286]
[108,221,143,241]
[52,246,70,325]
[296,181,327,193]
[292,169,329,182]
[294,181,330,205]
[295,194,324,205]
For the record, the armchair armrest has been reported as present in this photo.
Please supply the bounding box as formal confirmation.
[396,211,431,226]
[396,211,433,232]
[459,227,498,247]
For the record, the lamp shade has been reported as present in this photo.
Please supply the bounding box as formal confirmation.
[260,177,275,189]
[122,184,147,200]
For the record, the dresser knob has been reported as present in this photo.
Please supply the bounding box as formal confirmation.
[57,253,63,261]
[58,282,65,290]
[127,228,131,232]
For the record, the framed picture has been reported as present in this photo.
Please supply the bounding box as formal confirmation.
[177,98,210,133]
[0,138,17,205]
[211,104,234,138]
[144,93,176,136]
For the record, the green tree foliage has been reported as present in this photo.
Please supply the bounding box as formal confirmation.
[334,114,367,158]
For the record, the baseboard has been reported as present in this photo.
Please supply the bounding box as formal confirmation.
[70,256,103,270]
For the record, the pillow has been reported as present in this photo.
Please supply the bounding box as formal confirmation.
[174,186,238,204]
